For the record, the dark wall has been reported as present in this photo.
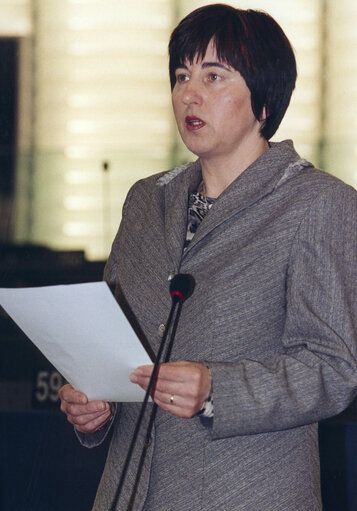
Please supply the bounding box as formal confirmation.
[0,38,18,196]
[1,411,111,511]
[1,243,357,510]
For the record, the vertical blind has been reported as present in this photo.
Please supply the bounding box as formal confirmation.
[0,0,31,36]
[325,1,357,183]
[14,0,174,259]
[4,0,357,259]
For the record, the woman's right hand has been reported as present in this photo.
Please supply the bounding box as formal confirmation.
[59,384,114,434]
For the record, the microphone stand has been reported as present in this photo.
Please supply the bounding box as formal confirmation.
[109,275,193,511]
[126,300,184,510]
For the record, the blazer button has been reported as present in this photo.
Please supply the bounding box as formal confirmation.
[168,271,176,281]
[158,324,166,338]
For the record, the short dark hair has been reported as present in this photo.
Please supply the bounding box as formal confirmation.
[168,4,297,140]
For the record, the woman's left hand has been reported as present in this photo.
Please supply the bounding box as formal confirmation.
[130,361,211,418]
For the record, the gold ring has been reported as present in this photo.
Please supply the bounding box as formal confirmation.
[170,395,174,404]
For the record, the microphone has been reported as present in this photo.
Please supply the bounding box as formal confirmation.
[109,273,195,511]
[170,273,195,303]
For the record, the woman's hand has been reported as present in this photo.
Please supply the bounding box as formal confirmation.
[130,361,211,418]
[59,384,113,434]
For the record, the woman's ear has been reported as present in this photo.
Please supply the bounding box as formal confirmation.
[260,106,267,122]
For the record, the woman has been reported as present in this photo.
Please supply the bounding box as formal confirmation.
[59,4,357,510]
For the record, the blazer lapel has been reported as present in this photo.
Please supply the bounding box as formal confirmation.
[160,140,305,265]
[162,159,202,269]
[182,141,303,256]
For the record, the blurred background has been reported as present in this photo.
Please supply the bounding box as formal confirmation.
[1,1,357,510]
[0,0,357,260]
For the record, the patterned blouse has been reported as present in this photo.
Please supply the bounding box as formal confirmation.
[185,189,215,418]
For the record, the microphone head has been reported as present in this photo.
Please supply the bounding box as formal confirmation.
[170,274,195,303]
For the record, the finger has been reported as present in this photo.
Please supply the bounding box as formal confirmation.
[131,363,207,396]
[131,363,186,386]
[155,361,202,382]
[59,384,88,405]
[130,373,155,394]
[131,361,196,379]
[152,393,198,418]
[135,362,193,384]
[68,407,110,427]
[62,400,110,417]
[59,384,87,404]
[152,388,201,409]
[130,365,156,391]
[72,408,113,434]
[132,365,154,378]
[67,403,114,429]
[158,363,211,399]
[130,372,175,397]
[152,390,184,407]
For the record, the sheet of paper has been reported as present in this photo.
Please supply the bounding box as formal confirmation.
[0,282,153,402]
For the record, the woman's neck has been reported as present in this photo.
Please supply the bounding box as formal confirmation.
[200,138,269,198]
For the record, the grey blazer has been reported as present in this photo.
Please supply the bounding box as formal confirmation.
[82,140,357,510]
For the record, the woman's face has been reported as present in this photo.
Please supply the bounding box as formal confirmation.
[172,40,264,163]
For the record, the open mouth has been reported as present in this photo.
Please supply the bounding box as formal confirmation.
[185,116,206,130]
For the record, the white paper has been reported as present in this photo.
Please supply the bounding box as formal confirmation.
[0,282,153,402]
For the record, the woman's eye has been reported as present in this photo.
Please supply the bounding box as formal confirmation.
[176,73,189,83]
[208,73,220,82]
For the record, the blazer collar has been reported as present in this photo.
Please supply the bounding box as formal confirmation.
[159,140,310,267]
[159,159,202,269]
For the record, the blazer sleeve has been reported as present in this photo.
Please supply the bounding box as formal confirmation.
[208,182,357,439]
[103,182,138,287]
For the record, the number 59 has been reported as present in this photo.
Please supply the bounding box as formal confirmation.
[35,370,64,402]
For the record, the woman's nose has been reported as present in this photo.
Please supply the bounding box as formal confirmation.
[182,79,203,105]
